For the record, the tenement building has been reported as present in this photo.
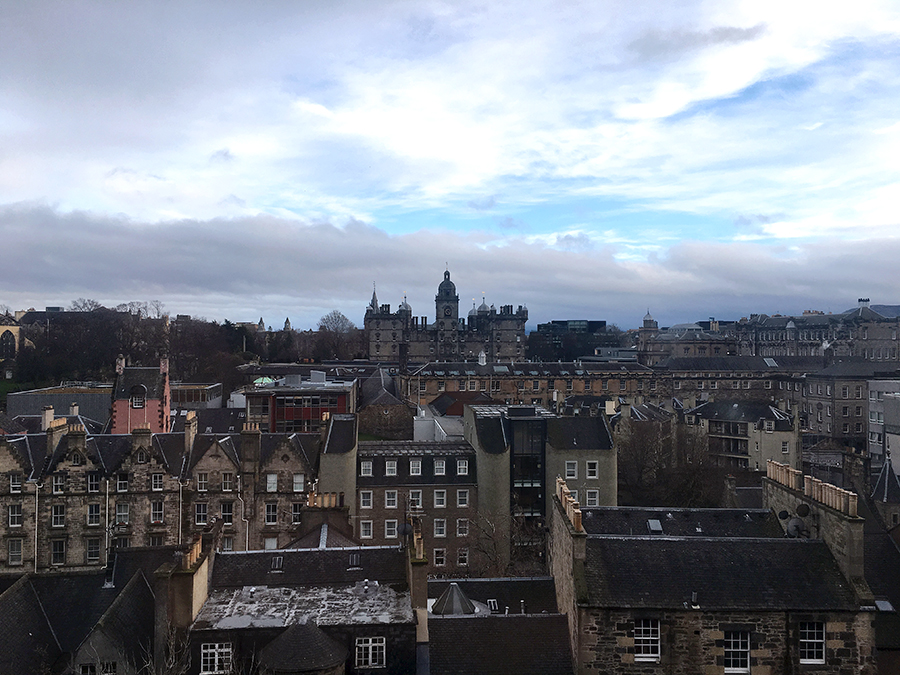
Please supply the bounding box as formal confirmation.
[364,270,528,362]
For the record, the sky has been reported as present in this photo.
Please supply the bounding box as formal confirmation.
[2,1,900,331]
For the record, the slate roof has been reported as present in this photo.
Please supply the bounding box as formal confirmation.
[12,413,105,435]
[654,355,824,373]
[410,360,652,375]
[811,358,900,379]
[171,407,246,434]
[871,460,900,505]
[322,414,357,455]
[429,391,495,416]
[358,440,474,457]
[582,537,857,611]
[287,523,359,549]
[580,507,782,538]
[359,368,404,408]
[432,583,476,615]
[113,366,166,400]
[428,577,559,614]
[688,399,793,431]
[0,412,26,435]
[258,622,348,673]
[0,576,62,674]
[210,547,408,588]
[547,415,613,451]
[429,614,573,675]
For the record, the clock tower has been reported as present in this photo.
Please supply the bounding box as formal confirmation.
[435,270,459,325]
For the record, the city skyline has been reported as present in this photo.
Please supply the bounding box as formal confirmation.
[2,1,899,329]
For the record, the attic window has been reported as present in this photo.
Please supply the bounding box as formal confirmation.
[271,556,283,571]
[487,599,499,613]
[349,552,360,568]
[72,452,84,466]
[137,450,147,464]
[129,385,147,409]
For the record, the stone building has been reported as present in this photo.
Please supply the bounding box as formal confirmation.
[355,440,478,576]
[548,472,877,674]
[364,270,528,363]
[109,358,172,434]
[0,412,319,575]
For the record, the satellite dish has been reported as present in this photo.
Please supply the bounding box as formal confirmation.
[796,503,810,518]
[786,517,809,538]
[778,510,789,521]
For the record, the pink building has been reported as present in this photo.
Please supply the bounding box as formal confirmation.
[109,358,171,434]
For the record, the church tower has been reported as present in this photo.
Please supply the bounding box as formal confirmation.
[435,270,459,326]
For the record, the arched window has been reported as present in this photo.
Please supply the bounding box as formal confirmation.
[0,331,14,359]
[130,384,147,409]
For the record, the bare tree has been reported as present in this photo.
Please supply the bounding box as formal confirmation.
[69,298,104,312]
[315,310,361,360]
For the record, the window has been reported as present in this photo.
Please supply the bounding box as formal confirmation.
[434,459,445,476]
[266,473,277,492]
[8,538,22,565]
[136,450,146,464]
[457,458,468,475]
[360,520,373,539]
[100,663,116,675]
[457,489,469,508]
[87,503,100,526]
[195,503,207,525]
[410,459,422,476]
[434,490,446,508]
[586,460,598,479]
[52,504,65,527]
[458,547,469,566]
[355,637,386,669]
[457,518,468,537]
[52,474,65,494]
[151,473,163,491]
[565,461,577,479]
[222,472,234,491]
[385,459,397,476]
[114,503,128,525]
[196,472,209,491]
[856,406,862,416]
[221,536,233,552]
[385,490,398,508]
[200,642,232,674]
[764,420,775,432]
[117,473,129,492]
[434,518,446,537]
[634,618,660,662]
[385,519,398,538]
[151,501,164,523]
[533,380,540,391]
[585,490,599,506]
[799,622,825,664]
[218,501,232,525]
[409,489,422,508]
[8,473,21,494]
[723,631,750,673]
[360,460,373,477]
[782,441,790,454]
[265,502,277,525]
[80,665,96,675]
[434,548,446,566]
[292,502,302,524]
[293,473,305,492]
[86,538,100,563]
[8,503,21,527]
[51,539,66,565]
[360,491,373,508]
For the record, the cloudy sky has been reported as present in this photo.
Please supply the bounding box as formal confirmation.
[2,1,900,331]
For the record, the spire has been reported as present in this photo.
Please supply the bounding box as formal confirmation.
[370,282,378,312]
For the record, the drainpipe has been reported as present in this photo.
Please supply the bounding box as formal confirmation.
[104,477,110,563]
[33,482,41,573]
[237,475,250,550]
[178,480,183,545]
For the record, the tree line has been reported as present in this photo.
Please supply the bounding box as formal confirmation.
[10,300,364,391]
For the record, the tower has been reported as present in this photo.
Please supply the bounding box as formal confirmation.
[435,270,459,326]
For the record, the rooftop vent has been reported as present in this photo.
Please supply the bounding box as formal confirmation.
[647,519,663,534]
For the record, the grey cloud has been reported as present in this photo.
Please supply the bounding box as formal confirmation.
[628,24,767,63]
[496,216,526,231]
[210,149,234,163]
[554,233,593,251]
[468,195,497,211]
[3,203,899,334]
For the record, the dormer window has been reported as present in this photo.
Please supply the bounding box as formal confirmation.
[71,452,84,466]
[137,450,147,464]
[129,385,146,409]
